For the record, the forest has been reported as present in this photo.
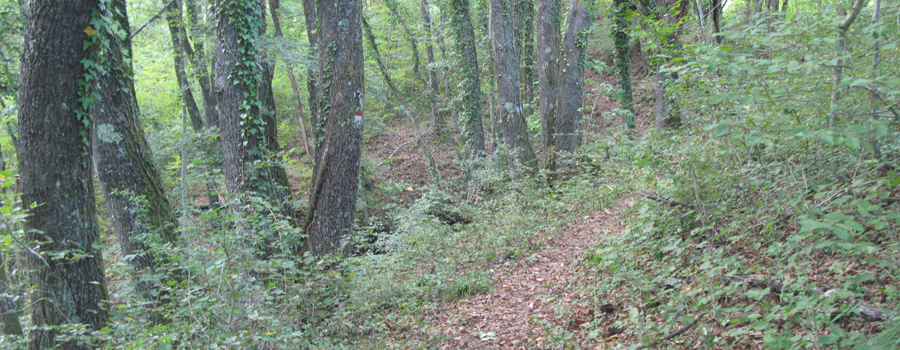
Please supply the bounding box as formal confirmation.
[0,0,898,348]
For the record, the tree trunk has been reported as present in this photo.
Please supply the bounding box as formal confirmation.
[183,0,220,129]
[449,0,486,169]
[165,0,204,131]
[554,0,592,171]
[302,0,364,256]
[829,0,867,126]
[17,1,109,348]
[654,0,689,129]
[711,0,722,44]
[537,0,560,164]
[421,0,450,138]
[214,0,283,200]
[520,0,535,119]
[613,0,636,134]
[270,0,312,159]
[491,0,537,173]
[301,0,320,145]
[92,0,178,314]
[257,0,295,216]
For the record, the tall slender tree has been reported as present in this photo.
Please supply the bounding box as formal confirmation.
[269,0,312,159]
[612,0,636,134]
[301,0,320,143]
[654,0,689,129]
[449,0,486,176]
[554,0,593,171]
[491,0,537,173]
[165,0,204,131]
[17,0,109,348]
[302,0,364,256]
[537,0,560,163]
[520,0,536,119]
[92,0,179,308]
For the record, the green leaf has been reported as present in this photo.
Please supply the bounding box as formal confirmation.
[819,334,840,345]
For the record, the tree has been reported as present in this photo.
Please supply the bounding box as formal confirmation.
[449,0,486,176]
[520,0,535,119]
[612,0,636,134]
[92,0,178,311]
[554,0,593,171]
[269,0,312,159]
[302,0,364,256]
[17,0,109,348]
[653,0,689,129]
[491,0,538,173]
[165,0,204,131]
[537,0,560,163]
[214,0,290,205]
[301,0,320,143]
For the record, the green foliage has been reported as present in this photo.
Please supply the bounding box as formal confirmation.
[584,2,900,348]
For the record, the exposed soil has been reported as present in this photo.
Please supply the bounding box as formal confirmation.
[421,200,633,349]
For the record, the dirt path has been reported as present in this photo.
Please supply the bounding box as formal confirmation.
[425,204,629,349]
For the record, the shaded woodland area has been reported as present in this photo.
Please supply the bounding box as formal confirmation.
[0,0,899,348]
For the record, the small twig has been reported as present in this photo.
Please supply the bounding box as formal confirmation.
[129,0,178,40]
[634,318,702,350]
[0,218,49,268]
[816,180,879,207]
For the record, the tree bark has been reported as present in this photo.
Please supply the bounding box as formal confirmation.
[17,1,109,348]
[449,0,486,170]
[537,0,560,164]
[92,0,178,313]
[554,0,592,171]
[214,0,284,201]
[165,0,204,131]
[302,0,364,256]
[520,0,535,119]
[491,0,537,173]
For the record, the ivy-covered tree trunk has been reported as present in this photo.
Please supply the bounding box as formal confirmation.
[491,0,537,173]
[449,0,486,169]
[165,0,204,131]
[302,0,364,256]
[214,0,284,201]
[554,0,592,171]
[92,0,178,310]
[520,0,535,119]
[17,0,109,348]
[537,0,560,163]
[612,0,636,133]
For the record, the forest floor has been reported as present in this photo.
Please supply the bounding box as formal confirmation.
[417,200,633,349]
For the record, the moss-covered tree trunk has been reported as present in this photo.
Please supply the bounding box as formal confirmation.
[92,0,179,310]
[491,0,537,173]
[17,1,109,348]
[302,0,364,256]
[537,0,560,165]
[554,0,593,171]
[449,0,486,172]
